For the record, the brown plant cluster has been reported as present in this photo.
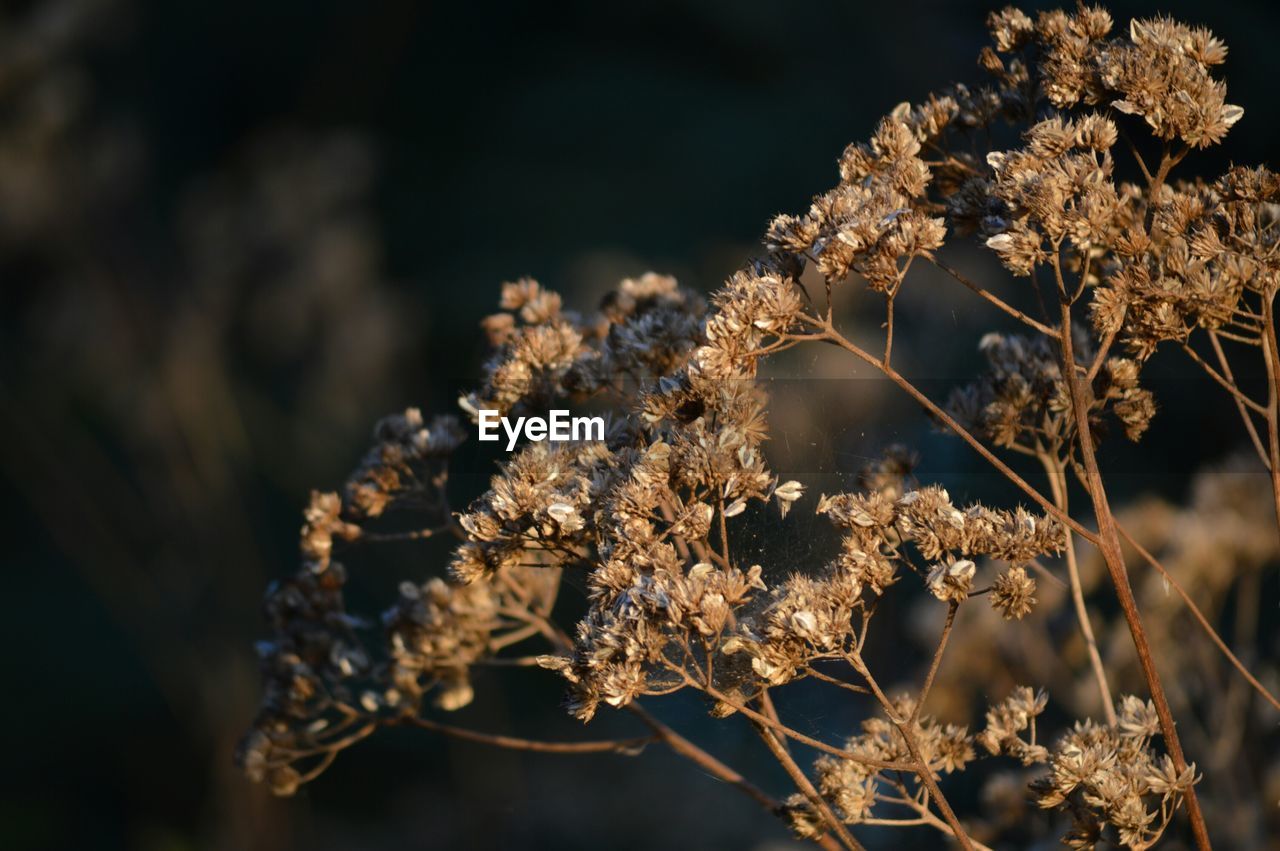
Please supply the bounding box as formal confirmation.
[240,5,1280,849]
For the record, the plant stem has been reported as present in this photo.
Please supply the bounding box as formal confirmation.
[884,288,896,366]
[1260,296,1280,539]
[753,713,865,851]
[847,651,975,851]
[929,258,1055,337]
[798,315,1100,546]
[1207,331,1271,469]
[1055,295,1212,850]
[1116,525,1280,712]
[1143,144,1188,228]
[911,602,958,724]
[399,715,655,754]
[621,703,843,844]
[759,687,792,756]
[675,669,915,771]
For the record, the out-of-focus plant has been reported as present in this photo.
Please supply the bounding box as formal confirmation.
[0,3,411,847]
[239,6,1280,849]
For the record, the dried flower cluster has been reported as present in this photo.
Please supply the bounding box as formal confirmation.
[947,330,1155,449]
[239,5,1280,849]
[1093,167,1280,359]
[462,274,705,416]
[1031,696,1199,849]
[767,115,945,291]
[793,694,975,832]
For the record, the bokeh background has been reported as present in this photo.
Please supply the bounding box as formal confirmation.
[3,1,1279,849]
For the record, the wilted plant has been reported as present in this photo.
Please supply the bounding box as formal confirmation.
[238,6,1280,849]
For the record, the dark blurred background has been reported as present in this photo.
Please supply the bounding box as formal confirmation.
[3,1,1279,849]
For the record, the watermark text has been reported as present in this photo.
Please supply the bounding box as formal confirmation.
[478,409,605,451]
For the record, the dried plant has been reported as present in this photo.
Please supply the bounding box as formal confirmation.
[239,6,1280,848]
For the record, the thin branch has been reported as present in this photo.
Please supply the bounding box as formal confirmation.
[846,652,976,851]
[398,715,656,754]
[1144,144,1189,225]
[1213,328,1263,346]
[487,623,544,651]
[624,703,779,812]
[355,525,452,543]
[804,666,871,695]
[1115,524,1280,713]
[911,602,958,723]
[794,315,1100,547]
[1040,451,1116,725]
[928,258,1055,337]
[759,687,792,757]
[884,289,897,366]
[1025,558,1068,591]
[753,714,865,851]
[870,795,997,851]
[1125,133,1153,184]
[1086,320,1120,382]
[673,668,915,771]
[1180,341,1268,414]
[1261,296,1280,538]
[1208,331,1270,469]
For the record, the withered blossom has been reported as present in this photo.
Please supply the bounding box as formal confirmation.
[946,331,1156,449]
[801,694,975,828]
[235,6,1280,848]
[1032,696,1199,849]
[990,565,1038,620]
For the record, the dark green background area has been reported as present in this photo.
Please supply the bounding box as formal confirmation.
[2,1,1277,849]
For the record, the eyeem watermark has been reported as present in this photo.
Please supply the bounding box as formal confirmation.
[478,409,605,451]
